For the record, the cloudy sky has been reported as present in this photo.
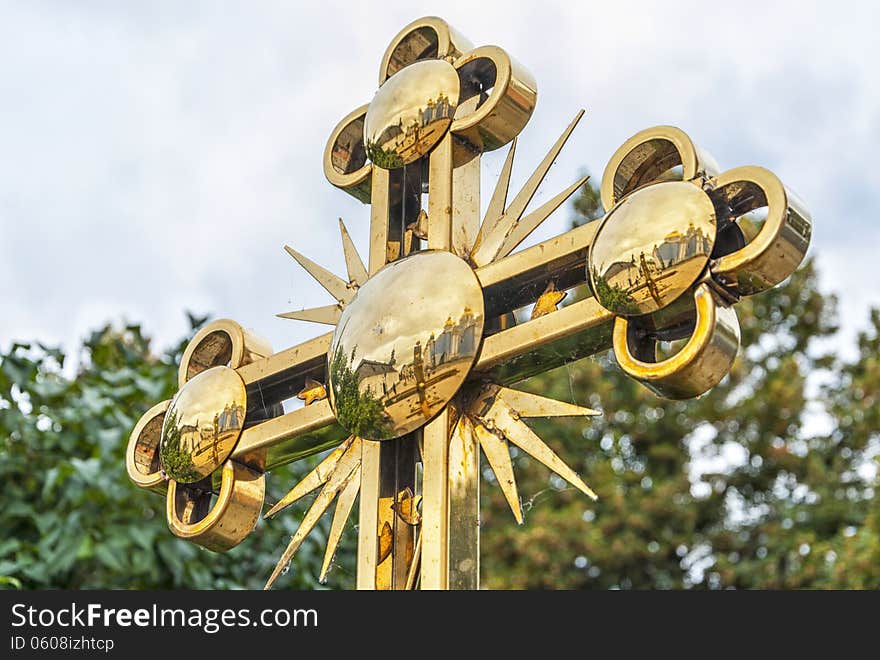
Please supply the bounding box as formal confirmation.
[1,0,877,365]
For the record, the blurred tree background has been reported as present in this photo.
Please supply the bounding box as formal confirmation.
[481,178,879,589]
[0,315,352,590]
[2,179,878,590]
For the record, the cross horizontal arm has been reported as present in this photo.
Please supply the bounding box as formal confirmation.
[474,296,614,384]
[476,220,597,317]
[223,219,612,473]
[237,332,331,404]
[232,400,347,472]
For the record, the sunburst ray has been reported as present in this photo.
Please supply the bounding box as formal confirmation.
[495,174,589,260]
[471,137,517,256]
[338,217,368,286]
[276,303,343,325]
[473,422,523,524]
[264,437,352,519]
[470,109,586,267]
[494,385,600,418]
[319,463,361,583]
[283,245,354,305]
[469,384,599,518]
[265,436,362,589]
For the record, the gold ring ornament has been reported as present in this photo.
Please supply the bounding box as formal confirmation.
[126,319,275,550]
[324,15,537,198]
[591,126,811,398]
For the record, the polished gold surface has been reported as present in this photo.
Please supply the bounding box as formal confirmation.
[364,59,460,169]
[126,399,170,494]
[427,133,454,249]
[449,45,537,156]
[354,117,399,591]
[531,281,566,319]
[418,125,484,590]
[324,104,372,203]
[231,399,344,471]
[448,414,480,589]
[420,407,451,590]
[276,219,372,326]
[473,422,522,524]
[379,16,473,83]
[471,111,585,267]
[590,181,716,316]
[126,15,812,592]
[178,318,272,389]
[356,439,383,590]
[328,250,484,440]
[160,366,247,483]
[600,125,719,211]
[265,436,363,589]
[375,439,418,589]
[321,462,361,582]
[166,460,265,552]
[708,166,812,295]
[297,378,327,406]
[474,296,615,383]
[284,245,356,306]
[613,283,741,399]
[469,384,598,501]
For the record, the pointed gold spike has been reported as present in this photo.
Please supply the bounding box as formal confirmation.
[283,245,353,305]
[498,386,601,418]
[504,109,585,222]
[404,532,422,590]
[319,463,361,583]
[296,378,327,406]
[471,110,585,266]
[277,303,342,326]
[338,218,369,286]
[531,281,567,320]
[264,437,351,519]
[471,138,517,256]
[496,175,590,260]
[485,400,597,500]
[265,438,362,589]
[474,422,523,524]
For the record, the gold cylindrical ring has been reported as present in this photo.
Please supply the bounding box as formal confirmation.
[378,16,473,83]
[178,319,272,389]
[612,284,740,399]
[450,45,537,155]
[323,104,372,203]
[709,165,812,296]
[166,460,265,552]
[126,400,170,494]
[600,125,719,211]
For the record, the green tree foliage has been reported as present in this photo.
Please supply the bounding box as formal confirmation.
[329,346,391,439]
[157,407,200,483]
[481,178,879,589]
[0,318,354,590]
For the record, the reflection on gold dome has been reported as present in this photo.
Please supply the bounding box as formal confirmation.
[364,60,460,169]
[590,182,716,316]
[328,251,484,440]
[160,366,246,483]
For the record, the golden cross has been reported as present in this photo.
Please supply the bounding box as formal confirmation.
[125,17,811,590]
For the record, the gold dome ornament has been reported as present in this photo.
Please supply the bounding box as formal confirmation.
[126,16,811,590]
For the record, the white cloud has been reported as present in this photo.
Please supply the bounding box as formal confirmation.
[0,0,877,364]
